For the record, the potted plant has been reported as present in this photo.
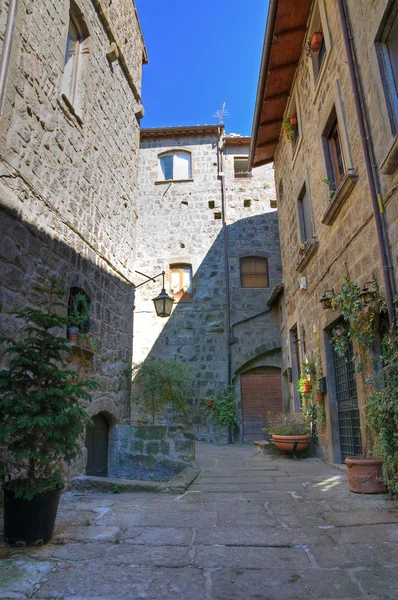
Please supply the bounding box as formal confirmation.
[0,278,99,546]
[67,292,89,342]
[331,276,387,493]
[77,333,99,353]
[282,117,297,143]
[310,31,323,53]
[209,389,238,444]
[266,412,311,453]
[132,359,194,424]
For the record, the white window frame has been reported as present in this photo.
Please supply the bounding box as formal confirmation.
[61,4,89,116]
[307,0,333,103]
[158,151,192,182]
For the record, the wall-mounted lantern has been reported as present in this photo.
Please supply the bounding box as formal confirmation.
[359,281,377,307]
[135,270,174,318]
[319,289,334,310]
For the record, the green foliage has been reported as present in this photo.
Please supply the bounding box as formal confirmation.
[0,277,100,499]
[208,390,238,427]
[111,483,121,494]
[70,292,89,327]
[365,335,398,493]
[77,333,99,353]
[265,412,310,436]
[132,359,194,425]
[331,276,385,369]
[4,474,64,501]
[282,117,296,142]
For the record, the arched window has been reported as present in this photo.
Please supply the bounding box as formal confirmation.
[61,2,89,114]
[170,264,193,298]
[158,151,192,181]
[68,287,90,333]
[240,257,269,288]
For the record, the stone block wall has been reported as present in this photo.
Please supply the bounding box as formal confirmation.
[111,425,195,479]
[269,0,395,462]
[0,1,145,433]
[134,129,282,441]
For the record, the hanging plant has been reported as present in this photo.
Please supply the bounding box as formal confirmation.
[282,117,297,142]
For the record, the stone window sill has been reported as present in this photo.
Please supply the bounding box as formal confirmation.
[296,238,319,273]
[292,135,303,168]
[321,169,358,225]
[155,179,194,185]
[380,133,398,175]
[70,343,95,359]
[58,94,83,128]
[174,296,193,304]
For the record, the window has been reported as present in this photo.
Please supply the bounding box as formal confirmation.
[297,186,313,243]
[376,3,398,135]
[234,157,250,178]
[240,257,269,288]
[287,95,301,157]
[307,1,331,89]
[61,3,88,113]
[327,119,346,188]
[68,287,90,333]
[278,180,284,204]
[170,264,192,298]
[158,152,191,181]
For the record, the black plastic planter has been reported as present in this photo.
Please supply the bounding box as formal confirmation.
[3,485,61,546]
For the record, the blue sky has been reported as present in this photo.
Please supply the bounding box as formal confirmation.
[135,1,269,136]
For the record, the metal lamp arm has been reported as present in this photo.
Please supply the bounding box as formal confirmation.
[135,270,166,290]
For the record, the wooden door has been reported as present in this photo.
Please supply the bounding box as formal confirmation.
[241,372,282,442]
[85,413,109,477]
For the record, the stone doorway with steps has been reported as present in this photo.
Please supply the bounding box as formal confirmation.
[85,413,109,477]
[241,367,282,442]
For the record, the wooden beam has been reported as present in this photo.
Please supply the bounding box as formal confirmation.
[259,117,283,128]
[257,138,279,149]
[268,61,297,75]
[273,25,307,40]
[263,91,290,103]
[253,157,274,168]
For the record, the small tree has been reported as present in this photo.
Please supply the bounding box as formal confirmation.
[0,277,99,499]
[132,359,194,425]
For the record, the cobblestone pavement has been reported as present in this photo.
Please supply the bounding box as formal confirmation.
[1,443,398,599]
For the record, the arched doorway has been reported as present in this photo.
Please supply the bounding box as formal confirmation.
[241,367,282,442]
[85,413,109,476]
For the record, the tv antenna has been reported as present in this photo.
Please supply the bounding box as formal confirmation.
[212,100,230,124]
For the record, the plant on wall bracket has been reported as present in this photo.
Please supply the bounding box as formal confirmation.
[321,177,337,202]
[206,389,238,428]
[282,117,297,143]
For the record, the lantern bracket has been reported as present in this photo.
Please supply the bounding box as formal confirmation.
[135,270,166,289]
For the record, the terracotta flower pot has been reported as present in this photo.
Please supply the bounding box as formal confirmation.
[67,329,79,343]
[206,400,213,407]
[310,32,323,53]
[272,434,311,453]
[303,383,311,393]
[345,456,387,494]
[316,393,324,403]
[289,116,298,126]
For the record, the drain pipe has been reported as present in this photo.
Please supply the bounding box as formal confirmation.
[218,127,233,387]
[337,0,396,327]
[218,127,234,442]
[0,0,19,116]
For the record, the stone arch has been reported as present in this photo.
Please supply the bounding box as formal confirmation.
[234,342,282,378]
[87,397,120,424]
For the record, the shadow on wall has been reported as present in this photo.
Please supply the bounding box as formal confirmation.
[0,206,135,479]
[133,212,283,441]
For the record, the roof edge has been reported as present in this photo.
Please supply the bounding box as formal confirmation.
[248,0,279,170]
[141,124,224,139]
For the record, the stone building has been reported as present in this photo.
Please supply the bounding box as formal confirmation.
[249,0,398,462]
[0,0,146,477]
[134,125,282,442]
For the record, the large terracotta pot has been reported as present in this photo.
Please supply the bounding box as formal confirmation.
[310,32,323,53]
[272,434,311,453]
[345,456,387,494]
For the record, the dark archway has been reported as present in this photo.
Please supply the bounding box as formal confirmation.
[85,413,109,476]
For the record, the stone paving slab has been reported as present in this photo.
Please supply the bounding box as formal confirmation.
[0,442,397,600]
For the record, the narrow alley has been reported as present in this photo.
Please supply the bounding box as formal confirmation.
[1,443,397,599]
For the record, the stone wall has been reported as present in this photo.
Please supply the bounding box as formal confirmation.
[0,1,145,436]
[134,129,282,441]
[267,0,395,462]
[111,425,195,479]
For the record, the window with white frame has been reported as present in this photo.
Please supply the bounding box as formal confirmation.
[170,264,193,298]
[376,3,398,135]
[61,2,89,114]
[307,1,331,87]
[158,152,192,181]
